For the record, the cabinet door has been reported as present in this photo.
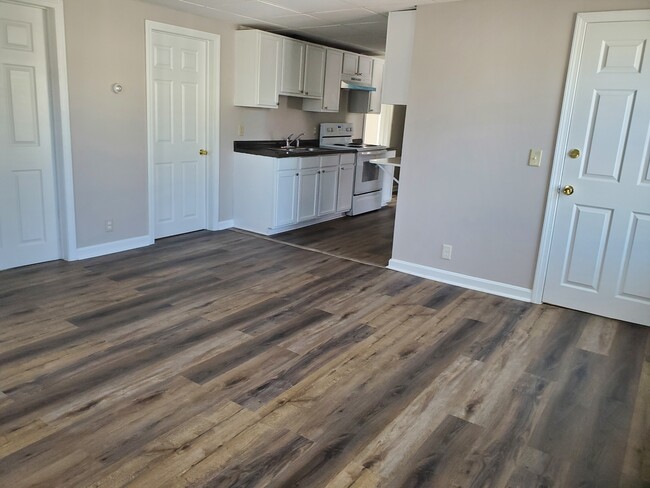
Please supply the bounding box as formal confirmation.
[342,52,358,76]
[369,58,383,113]
[280,38,305,95]
[318,167,339,216]
[322,50,343,111]
[297,169,319,222]
[304,45,325,98]
[357,56,373,82]
[258,33,281,107]
[274,170,299,227]
[337,163,355,212]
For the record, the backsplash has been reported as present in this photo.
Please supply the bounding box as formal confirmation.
[235,91,365,141]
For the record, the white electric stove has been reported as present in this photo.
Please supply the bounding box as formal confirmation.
[319,123,388,215]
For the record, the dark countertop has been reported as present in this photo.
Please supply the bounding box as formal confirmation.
[234,139,357,158]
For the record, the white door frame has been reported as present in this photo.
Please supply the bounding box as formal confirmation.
[3,0,77,261]
[145,21,221,240]
[532,9,650,304]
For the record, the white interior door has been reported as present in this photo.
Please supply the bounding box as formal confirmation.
[0,1,60,270]
[151,30,208,239]
[543,14,650,326]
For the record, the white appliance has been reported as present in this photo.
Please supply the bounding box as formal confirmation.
[319,123,388,215]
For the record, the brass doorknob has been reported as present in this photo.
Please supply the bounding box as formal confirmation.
[562,185,574,195]
[199,149,208,156]
[568,148,581,159]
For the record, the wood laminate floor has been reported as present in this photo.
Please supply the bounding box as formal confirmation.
[272,203,396,267]
[0,230,648,488]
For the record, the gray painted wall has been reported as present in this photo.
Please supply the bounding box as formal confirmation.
[64,0,364,248]
[392,0,649,289]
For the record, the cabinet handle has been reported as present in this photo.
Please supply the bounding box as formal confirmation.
[295,173,299,176]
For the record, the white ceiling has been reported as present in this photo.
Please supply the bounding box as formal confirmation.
[142,0,454,54]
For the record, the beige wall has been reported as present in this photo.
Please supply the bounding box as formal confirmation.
[64,0,363,248]
[393,0,649,289]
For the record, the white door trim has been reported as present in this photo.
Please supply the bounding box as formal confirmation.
[532,9,650,304]
[145,20,221,241]
[4,0,77,261]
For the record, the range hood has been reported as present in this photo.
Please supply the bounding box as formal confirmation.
[340,80,376,92]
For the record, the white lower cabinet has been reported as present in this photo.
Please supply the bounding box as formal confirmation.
[337,163,355,212]
[234,152,355,235]
[297,168,319,222]
[274,170,299,227]
[318,166,339,216]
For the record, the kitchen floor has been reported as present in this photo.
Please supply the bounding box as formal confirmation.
[272,201,396,267]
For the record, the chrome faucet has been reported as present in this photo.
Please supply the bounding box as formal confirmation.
[293,133,305,147]
[283,133,294,148]
[283,132,305,148]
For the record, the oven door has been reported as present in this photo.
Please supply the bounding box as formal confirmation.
[354,150,387,195]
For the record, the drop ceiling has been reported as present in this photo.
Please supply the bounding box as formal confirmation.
[141,0,453,54]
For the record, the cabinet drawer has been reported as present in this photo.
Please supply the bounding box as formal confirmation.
[299,156,321,169]
[340,153,355,165]
[276,158,299,171]
[320,155,339,168]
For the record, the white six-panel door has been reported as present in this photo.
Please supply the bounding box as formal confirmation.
[0,2,60,270]
[151,30,208,239]
[543,14,650,326]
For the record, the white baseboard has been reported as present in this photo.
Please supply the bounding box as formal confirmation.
[76,235,153,260]
[214,219,234,230]
[388,259,533,303]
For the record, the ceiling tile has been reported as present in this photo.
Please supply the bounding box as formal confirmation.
[271,14,335,28]
[262,0,353,14]
[310,9,381,23]
[141,0,446,53]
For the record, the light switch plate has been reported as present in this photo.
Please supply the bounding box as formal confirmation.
[529,149,542,167]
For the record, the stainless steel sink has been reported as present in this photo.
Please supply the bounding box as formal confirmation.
[269,146,321,154]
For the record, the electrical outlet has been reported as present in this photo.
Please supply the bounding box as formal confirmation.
[238,125,245,136]
[528,148,542,167]
[313,126,317,136]
[105,219,113,232]
[442,244,452,260]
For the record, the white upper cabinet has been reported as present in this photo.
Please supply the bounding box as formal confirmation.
[235,29,377,110]
[235,30,281,109]
[303,49,343,113]
[347,58,384,114]
[280,38,305,95]
[280,39,324,99]
[357,56,373,83]
[341,52,373,84]
[303,44,325,98]
[342,52,358,78]
[369,58,384,113]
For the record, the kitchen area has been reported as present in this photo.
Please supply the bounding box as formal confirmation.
[232,25,409,266]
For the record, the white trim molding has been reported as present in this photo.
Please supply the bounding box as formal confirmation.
[389,259,533,303]
[145,21,221,239]
[76,235,153,260]
[532,9,650,304]
[10,0,77,261]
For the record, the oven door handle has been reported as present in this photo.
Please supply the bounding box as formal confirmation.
[359,150,387,158]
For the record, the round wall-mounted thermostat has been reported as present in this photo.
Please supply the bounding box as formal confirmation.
[112,83,123,94]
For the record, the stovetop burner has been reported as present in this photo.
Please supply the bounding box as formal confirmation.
[320,123,387,151]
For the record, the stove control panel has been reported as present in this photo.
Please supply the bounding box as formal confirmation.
[320,123,354,138]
